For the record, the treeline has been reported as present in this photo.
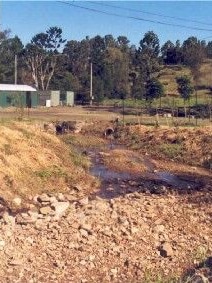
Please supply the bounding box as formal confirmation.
[0,27,211,102]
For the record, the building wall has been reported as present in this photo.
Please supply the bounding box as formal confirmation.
[38,90,60,107]
[66,91,74,106]
[51,91,60,106]
[37,91,51,106]
[0,91,38,108]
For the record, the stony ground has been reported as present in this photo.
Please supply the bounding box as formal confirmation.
[0,172,211,282]
[0,119,211,282]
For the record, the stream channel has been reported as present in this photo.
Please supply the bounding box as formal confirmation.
[88,142,203,199]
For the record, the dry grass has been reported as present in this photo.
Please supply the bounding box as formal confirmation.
[199,61,212,87]
[0,122,97,207]
[118,125,212,170]
[159,61,212,97]
[159,65,191,96]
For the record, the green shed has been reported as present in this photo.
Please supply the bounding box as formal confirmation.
[0,84,38,108]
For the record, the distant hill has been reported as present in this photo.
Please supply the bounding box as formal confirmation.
[158,60,212,97]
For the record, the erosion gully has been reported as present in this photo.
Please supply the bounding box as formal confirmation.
[88,142,205,199]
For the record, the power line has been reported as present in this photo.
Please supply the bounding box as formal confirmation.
[88,1,212,27]
[58,1,212,33]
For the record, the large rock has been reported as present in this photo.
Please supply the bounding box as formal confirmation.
[40,206,53,215]
[37,194,51,204]
[51,201,70,218]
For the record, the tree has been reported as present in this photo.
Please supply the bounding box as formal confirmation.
[161,40,183,65]
[117,36,130,52]
[104,34,116,48]
[182,37,205,70]
[145,78,164,102]
[0,35,23,83]
[182,37,205,111]
[0,29,10,44]
[140,31,160,56]
[176,75,194,117]
[24,27,66,90]
[138,31,160,81]
[206,41,212,59]
[103,47,130,99]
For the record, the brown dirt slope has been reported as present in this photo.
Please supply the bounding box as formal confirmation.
[119,125,212,170]
[0,122,96,208]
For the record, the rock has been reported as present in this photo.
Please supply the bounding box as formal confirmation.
[102,227,113,237]
[89,255,95,261]
[79,260,87,266]
[2,212,15,227]
[79,229,89,238]
[78,197,89,206]
[111,211,118,219]
[118,217,129,227]
[16,212,37,225]
[0,239,5,250]
[9,259,23,266]
[12,197,22,206]
[35,219,47,230]
[26,237,34,245]
[51,201,70,218]
[110,268,118,276]
[130,226,139,234]
[159,242,173,257]
[57,193,65,201]
[80,223,92,232]
[40,206,53,215]
[37,194,51,203]
[49,196,58,204]
[153,224,165,234]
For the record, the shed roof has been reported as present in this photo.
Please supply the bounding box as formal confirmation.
[0,84,37,92]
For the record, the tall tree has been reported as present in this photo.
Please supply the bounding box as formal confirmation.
[161,40,183,65]
[0,35,23,83]
[104,34,116,48]
[138,31,160,81]
[182,37,205,70]
[23,27,66,90]
[182,37,205,104]
[103,47,130,99]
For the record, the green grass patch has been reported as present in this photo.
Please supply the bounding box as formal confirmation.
[35,165,68,180]
[159,143,184,159]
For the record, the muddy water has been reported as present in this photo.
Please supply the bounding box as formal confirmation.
[89,143,203,199]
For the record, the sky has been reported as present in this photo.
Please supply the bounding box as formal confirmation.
[1,1,212,48]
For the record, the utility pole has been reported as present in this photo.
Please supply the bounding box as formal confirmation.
[90,61,93,106]
[14,54,17,84]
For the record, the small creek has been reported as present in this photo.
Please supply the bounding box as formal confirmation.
[88,143,203,199]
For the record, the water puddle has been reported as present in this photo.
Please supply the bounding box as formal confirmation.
[88,143,203,199]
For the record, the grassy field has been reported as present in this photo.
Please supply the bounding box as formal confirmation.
[0,105,211,127]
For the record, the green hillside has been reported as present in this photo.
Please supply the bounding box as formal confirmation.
[158,60,212,99]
